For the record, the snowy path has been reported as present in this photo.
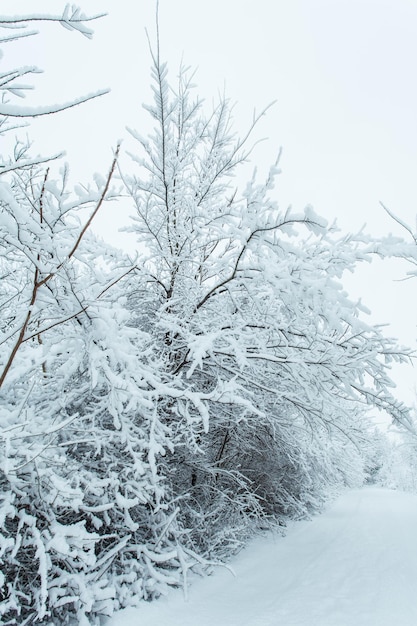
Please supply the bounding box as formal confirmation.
[108,488,417,626]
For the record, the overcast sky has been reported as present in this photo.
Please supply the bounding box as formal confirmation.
[2,0,416,403]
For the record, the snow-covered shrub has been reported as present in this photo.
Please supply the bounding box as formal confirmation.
[121,44,412,568]
[0,143,222,622]
[0,10,199,623]
[369,431,417,492]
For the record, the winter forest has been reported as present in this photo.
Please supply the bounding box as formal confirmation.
[1,5,417,625]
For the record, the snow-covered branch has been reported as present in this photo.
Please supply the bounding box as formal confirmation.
[0,89,110,118]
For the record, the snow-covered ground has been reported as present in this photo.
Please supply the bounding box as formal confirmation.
[107,487,417,626]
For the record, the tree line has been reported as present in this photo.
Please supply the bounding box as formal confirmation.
[0,7,416,624]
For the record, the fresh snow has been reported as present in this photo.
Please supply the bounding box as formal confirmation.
[0,89,109,117]
[108,487,417,626]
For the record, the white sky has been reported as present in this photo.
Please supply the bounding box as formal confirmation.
[1,0,416,403]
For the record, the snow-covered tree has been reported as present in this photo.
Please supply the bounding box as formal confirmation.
[122,44,413,557]
[367,206,417,473]
[0,9,200,625]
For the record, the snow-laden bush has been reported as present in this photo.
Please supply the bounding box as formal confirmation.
[113,42,412,588]
[368,430,417,492]
[0,10,201,623]
[0,153,219,624]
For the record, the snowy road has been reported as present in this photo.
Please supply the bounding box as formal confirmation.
[108,488,417,626]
